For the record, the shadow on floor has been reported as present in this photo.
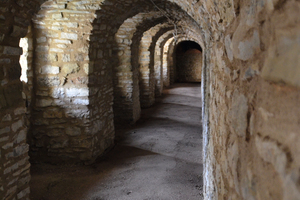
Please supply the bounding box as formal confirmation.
[30,83,203,200]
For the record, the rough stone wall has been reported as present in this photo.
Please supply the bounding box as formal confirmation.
[114,13,163,124]
[139,25,161,108]
[176,49,202,82]
[29,0,114,163]
[201,0,300,199]
[154,31,173,93]
[0,0,33,198]
[1,0,300,200]
[164,36,202,85]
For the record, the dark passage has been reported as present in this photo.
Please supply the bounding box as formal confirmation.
[175,41,202,83]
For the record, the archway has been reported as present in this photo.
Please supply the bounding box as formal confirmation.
[174,41,202,83]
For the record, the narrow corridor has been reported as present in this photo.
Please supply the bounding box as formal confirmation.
[30,83,203,200]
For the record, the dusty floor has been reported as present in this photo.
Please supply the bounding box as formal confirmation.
[30,83,203,200]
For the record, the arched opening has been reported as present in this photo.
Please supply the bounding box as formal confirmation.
[174,41,202,83]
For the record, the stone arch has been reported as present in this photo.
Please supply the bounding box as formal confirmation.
[173,40,202,82]
[155,30,202,87]
[138,23,173,107]
[114,12,166,124]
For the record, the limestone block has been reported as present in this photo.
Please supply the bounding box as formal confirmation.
[46,129,63,137]
[50,48,64,53]
[16,129,26,143]
[17,187,30,199]
[51,88,65,98]
[37,77,60,87]
[0,126,10,135]
[3,46,23,55]
[53,39,72,44]
[65,88,89,97]
[62,63,79,74]
[225,34,233,62]
[229,91,248,138]
[10,25,28,38]
[36,45,49,52]
[0,59,11,64]
[62,54,70,62]
[37,53,58,62]
[43,108,63,118]
[13,143,29,157]
[66,126,81,136]
[61,32,78,40]
[262,37,300,88]
[36,37,46,43]
[70,138,92,148]
[40,65,60,74]
[232,26,260,61]
[227,135,239,194]
[1,114,12,122]
[255,135,287,178]
[36,99,53,107]
[49,138,69,149]
[73,98,89,105]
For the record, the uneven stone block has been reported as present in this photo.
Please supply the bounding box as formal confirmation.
[65,88,89,97]
[10,25,28,38]
[36,45,49,52]
[36,99,53,107]
[62,63,80,74]
[14,107,26,115]
[49,138,69,149]
[73,98,89,105]
[37,77,60,87]
[229,91,248,138]
[11,119,23,132]
[66,126,81,136]
[1,114,12,122]
[40,65,60,74]
[232,28,260,61]
[0,126,10,135]
[262,39,300,88]
[43,108,63,119]
[61,32,78,40]
[36,37,46,43]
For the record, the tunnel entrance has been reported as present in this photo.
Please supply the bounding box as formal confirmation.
[175,41,202,83]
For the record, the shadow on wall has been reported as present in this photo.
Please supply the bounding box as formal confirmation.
[26,1,115,164]
[174,41,202,83]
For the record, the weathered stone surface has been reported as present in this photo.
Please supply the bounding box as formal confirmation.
[65,88,89,97]
[262,37,300,88]
[3,46,23,55]
[61,32,78,40]
[43,108,63,118]
[37,77,60,87]
[232,28,260,61]
[62,63,80,74]
[66,126,81,136]
[229,91,248,138]
[40,65,60,74]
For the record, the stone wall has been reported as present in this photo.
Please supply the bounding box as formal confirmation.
[201,0,300,199]
[27,1,115,164]
[139,25,161,108]
[0,0,32,198]
[176,48,202,82]
[1,0,300,199]
[114,13,162,124]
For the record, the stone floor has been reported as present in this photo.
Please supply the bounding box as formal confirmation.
[30,83,203,200]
